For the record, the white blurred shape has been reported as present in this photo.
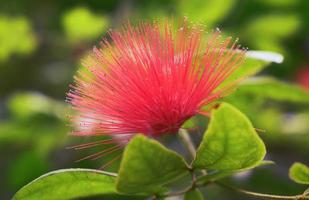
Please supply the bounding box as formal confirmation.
[246,50,284,64]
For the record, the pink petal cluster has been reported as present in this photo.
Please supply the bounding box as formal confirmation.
[68,20,245,141]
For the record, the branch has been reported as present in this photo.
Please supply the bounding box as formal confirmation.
[178,129,197,159]
[216,181,309,200]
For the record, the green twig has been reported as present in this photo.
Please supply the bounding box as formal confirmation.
[178,129,207,175]
[216,181,309,200]
[178,129,197,159]
[157,129,201,198]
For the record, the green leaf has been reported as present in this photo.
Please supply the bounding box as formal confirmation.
[178,0,236,27]
[243,14,300,53]
[244,14,300,39]
[220,58,269,89]
[184,188,204,200]
[116,134,188,194]
[194,103,266,171]
[289,162,309,184]
[8,92,68,120]
[62,7,109,42]
[233,58,269,79]
[220,50,284,89]
[236,77,309,104]
[0,15,37,62]
[13,169,118,200]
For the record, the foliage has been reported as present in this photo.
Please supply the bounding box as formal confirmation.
[194,103,266,171]
[13,103,309,199]
[289,162,309,185]
[116,135,188,194]
[0,15,37,62]
[9,104,252,199]
[177,0,236,27]
[13,169,118,200]
[62,7,109,42]
[234,77,309,104]
[184,189,204,200]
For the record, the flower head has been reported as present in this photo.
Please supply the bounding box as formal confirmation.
[67,19,245,144]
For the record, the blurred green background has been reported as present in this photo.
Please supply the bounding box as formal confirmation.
[0,0,309,199]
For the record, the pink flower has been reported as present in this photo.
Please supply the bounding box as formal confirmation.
[67,19,245,149]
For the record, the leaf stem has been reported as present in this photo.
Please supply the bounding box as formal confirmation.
[216,181,309,200]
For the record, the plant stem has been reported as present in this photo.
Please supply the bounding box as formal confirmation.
[178,128,207,176]
[157,129,202,198]
[178,128,197,159]
[216,181,309,200]
[159,186,193,198]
